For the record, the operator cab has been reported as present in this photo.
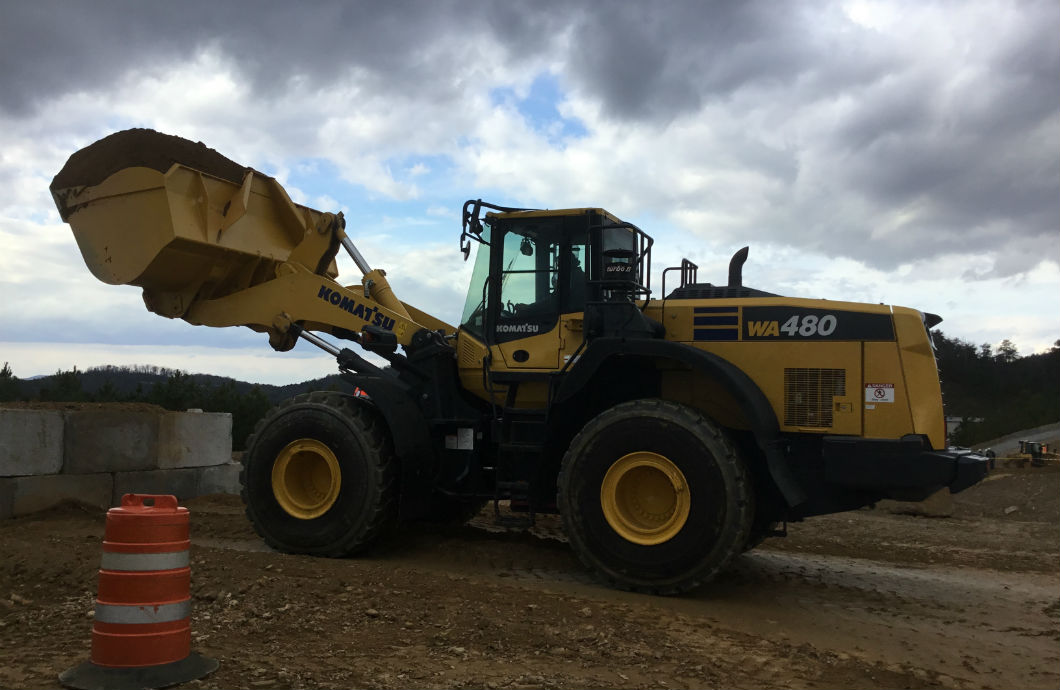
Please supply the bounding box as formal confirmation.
[458,200,658,347]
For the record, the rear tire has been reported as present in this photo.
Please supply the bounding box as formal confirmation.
[557,399,753,594]
[240,392,397,556]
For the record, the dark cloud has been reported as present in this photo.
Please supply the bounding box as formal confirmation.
[563,3,827,122]
[2,3,194,115]
[0,2,453,113]
[554,0,1057,273]
[811,12,1060,270]
[2,0,1057,274]
[0,0,573,116]
[554,1,1058,272]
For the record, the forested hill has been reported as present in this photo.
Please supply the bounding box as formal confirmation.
[931,332,1059,446]
[1,333,1057,449]
[0,364,351,450]
[7,364,346,406]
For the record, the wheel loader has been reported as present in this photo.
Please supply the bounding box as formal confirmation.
[1003,440,1055,467]
[50,129,991,594]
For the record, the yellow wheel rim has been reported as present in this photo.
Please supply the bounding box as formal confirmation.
[600,451,690,545]
[271,438,341,520]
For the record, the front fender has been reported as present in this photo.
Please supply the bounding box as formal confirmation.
[340,373,435,519]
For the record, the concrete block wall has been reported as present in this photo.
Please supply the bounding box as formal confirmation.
[0,407,240,519]
[0,410,64,476]
[64,410,161,474]
[158,411,232,468]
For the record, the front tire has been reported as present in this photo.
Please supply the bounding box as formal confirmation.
[557,399,753,594]
[240,392,398,556]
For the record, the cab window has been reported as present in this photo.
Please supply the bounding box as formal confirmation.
[497,222,562,342]
[459,223,491,337]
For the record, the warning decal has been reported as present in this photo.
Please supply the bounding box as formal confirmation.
[865,383,895,403]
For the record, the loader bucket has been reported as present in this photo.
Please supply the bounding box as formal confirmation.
[51,129,338,318]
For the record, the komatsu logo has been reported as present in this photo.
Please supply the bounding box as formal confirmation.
[497,323,539,334]
[317,285,395,330]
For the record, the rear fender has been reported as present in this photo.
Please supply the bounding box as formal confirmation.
[555,338,807,508]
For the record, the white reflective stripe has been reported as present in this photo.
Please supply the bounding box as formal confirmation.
[100,550,189,571]
[95,600,191,625]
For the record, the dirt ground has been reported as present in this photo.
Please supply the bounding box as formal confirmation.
[1,465,1057,690]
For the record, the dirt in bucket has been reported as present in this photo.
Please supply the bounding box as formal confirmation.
[50,128,253,191]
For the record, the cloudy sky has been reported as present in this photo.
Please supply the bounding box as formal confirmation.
[1,0,1057,385]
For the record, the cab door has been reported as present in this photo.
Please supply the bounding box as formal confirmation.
[455,215,589,407]
[492,219,587,370]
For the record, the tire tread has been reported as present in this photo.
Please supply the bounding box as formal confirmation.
[240,391,398,557]
[557,398,752,595]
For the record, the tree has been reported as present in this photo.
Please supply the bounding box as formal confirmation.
[230,385,272,450]
[937,332,1058,446]
[145,370,201,411]
[93,379,121,402]
[0,362,20,402]
[995,339,1018,364]
[40,366,85,402]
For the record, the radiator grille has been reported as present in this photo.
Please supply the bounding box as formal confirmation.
[784,368,846,428]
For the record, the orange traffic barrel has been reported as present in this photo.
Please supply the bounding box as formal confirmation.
[60,494,217,690]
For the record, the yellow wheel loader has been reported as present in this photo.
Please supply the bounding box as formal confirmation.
[1003,440,1055,467]
[51,129,991,594]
